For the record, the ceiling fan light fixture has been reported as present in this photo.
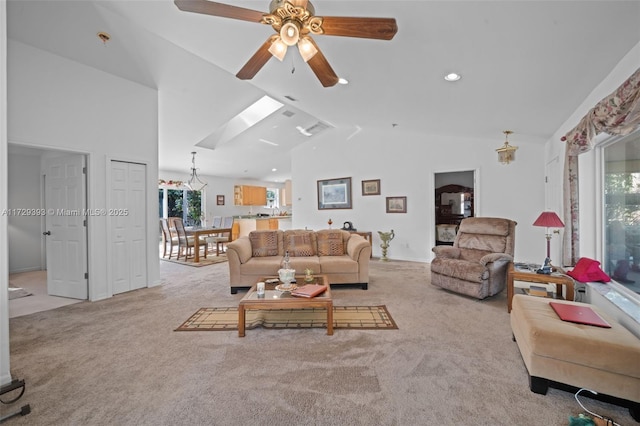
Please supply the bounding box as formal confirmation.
[297,37,318,62]
[268,37,288,61]
[280,21,300,46]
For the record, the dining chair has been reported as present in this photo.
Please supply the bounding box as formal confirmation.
[206,216,234,256]
[212,216,222,228]
[174,218,207,260]
[159,218,179,259]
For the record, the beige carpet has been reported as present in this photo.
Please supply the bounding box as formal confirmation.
[175,305,398,331]
[5,260,636,425]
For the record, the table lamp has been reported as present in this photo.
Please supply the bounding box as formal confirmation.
[533,211,565,274]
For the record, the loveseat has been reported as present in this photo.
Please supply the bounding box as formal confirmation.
[226,229,371,294]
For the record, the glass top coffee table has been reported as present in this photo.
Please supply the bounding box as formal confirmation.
[238,275,332,337]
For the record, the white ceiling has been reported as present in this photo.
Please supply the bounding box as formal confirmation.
[7,1,640,182]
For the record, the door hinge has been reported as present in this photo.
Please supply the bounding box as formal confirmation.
[83,167,87,174]
[83,219,87,227]
[84,272,88,280]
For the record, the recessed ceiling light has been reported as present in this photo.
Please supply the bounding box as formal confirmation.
[272,168,277,172]
[444,73,461,82]
[338,78,349,85]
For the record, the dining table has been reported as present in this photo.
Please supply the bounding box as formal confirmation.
[185,227,232,262]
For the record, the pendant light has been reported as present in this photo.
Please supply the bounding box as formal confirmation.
[185,151,207,191]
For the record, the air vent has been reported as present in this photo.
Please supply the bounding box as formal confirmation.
[296,121,332,137]
[282,110,295,117]
[305,121,330,135]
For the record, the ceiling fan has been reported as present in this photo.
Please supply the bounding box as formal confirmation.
[174,0,398,87]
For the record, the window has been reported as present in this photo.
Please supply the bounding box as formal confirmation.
[266,187,279,209]
[159,187,203,226]
[602,131,640,296]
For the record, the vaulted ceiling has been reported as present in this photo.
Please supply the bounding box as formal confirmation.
[7,1,640,181]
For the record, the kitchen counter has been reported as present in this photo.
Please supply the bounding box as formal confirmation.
[235,216,292,237]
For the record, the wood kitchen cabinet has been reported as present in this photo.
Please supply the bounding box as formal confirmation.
[234,185,267,206]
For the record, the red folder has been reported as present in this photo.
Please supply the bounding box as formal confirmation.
[291,284,327,298]
[549,302,611,328]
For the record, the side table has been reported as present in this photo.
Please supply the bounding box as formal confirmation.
[507,262,575,313]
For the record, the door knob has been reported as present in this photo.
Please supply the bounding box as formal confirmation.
[43,231,51,236]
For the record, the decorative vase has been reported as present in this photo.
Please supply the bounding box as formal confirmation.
[278,268,295,288]
[378,229,395,261]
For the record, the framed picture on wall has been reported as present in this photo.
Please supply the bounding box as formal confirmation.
[216,195,225,206]
[361,179,381,196]
[317,177,352,210]
[386,196,407,213]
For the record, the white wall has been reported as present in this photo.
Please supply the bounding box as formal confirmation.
[8,41,160,301]
[291,126,546,262]
[7,152,41,272]
[1,0,12,386]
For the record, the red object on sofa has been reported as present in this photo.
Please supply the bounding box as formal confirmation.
[566,257,611,283]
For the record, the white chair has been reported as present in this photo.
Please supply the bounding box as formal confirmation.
[206,216,234,256]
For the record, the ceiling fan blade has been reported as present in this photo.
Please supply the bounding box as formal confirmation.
[236,36,276,80]
[306,38,339,87]
[174,0,265,23]
[318,16,398,40]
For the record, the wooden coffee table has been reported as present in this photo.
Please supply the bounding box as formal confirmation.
[507,262,575,313]
[238,275,333,337]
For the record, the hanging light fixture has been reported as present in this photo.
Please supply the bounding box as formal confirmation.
[496,130,518,165]
[185,151,207,191]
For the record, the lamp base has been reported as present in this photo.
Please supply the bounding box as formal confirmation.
[536,257,552,275]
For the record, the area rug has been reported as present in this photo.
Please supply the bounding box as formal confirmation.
[160,254,228,267]
[8,286,33,300]
[175,305,398,331]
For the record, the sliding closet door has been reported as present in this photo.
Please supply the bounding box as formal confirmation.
[110,160,147,294]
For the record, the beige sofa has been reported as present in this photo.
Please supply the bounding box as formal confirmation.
[226,229,371,294]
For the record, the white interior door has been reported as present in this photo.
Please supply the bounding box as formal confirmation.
[44,154,88,299]
[110,161,147,294]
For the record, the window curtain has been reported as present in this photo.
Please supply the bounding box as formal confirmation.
[561,67,640,266]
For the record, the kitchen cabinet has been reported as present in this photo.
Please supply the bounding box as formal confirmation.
[234,185,267,206]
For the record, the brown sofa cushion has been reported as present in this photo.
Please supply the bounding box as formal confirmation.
[284,231,316,257]
[317,230,345,256]
[249,230,279,257]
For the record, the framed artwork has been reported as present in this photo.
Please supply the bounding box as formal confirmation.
[361,179,381,196]
[216,195,225,206]
[317,177,352,210]
[386,196,407,213]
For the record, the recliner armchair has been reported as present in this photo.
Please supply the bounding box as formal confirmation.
[431,217,516,299]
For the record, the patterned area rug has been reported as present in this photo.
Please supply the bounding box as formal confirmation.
[160,254,228,267]
[175,305,398,331]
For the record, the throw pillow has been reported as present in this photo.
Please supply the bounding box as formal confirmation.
[285,232,316,257]
[566,257,611,283]
[317,231,345,256]
[249,230,279,257]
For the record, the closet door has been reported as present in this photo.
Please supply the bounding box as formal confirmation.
[110,161,147,294]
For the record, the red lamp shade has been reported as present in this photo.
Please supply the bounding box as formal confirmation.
[533,212,564,228]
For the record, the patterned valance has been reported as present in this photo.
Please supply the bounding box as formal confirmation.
[562,67,640,155]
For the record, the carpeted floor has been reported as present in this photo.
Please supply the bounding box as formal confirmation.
[5,260,636,425]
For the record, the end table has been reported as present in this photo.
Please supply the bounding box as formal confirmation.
[507,262,575,313]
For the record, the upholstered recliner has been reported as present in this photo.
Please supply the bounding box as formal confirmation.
[431,217,517,299]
